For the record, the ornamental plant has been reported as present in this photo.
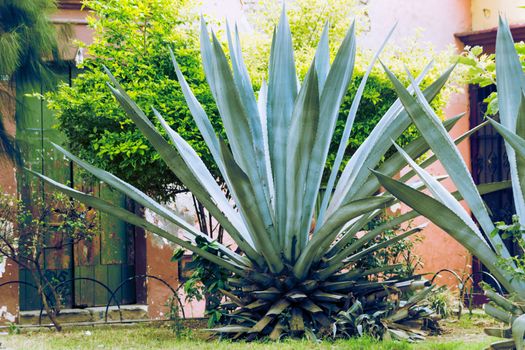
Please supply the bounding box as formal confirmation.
[45,0,457,202]
[374,18,525,350]
[31,11,499,340]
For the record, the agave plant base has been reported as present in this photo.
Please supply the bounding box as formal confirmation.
[213,272,437,341]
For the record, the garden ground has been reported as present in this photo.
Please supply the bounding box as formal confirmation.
[0,312,501,350]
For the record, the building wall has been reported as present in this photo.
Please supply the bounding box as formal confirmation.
[472,0,525,31]
[359,0,474,285]
[0,85,19,324]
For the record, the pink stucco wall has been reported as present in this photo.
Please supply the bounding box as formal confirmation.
[359,0,474,286]
[0,89,19,323]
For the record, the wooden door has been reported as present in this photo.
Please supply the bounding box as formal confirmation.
[16,64,136,310]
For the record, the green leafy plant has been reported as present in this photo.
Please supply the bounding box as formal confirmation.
[46,0,459,203]
[0,190,99,331]
[45,0,217,201]
[0,0,69,165]
[491,215,525,282]
[373,17,525,350]
[31,10,502,340]
[427,287,455,320]
[173,237,231,327]
[165,295,186,336]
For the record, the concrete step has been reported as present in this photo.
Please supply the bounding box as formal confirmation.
[19,305,148,325]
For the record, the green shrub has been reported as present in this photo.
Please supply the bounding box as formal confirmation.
[46,0,459,201]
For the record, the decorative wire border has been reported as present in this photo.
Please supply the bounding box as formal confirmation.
[0,274,185,325]
[428,268,504,318]
[0,269,504,325]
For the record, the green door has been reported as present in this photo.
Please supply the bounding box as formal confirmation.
[16,65,136,310]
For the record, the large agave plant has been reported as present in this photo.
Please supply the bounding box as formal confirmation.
[373,17,525,350]
[30,11,506,339]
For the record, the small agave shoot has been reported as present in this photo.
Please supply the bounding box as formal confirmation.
[30,11,503,340]
[373,17,525,350]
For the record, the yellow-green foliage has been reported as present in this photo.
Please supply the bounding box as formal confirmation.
[46,0,461,199]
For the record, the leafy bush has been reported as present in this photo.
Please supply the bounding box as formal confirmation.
[0,190,99,330]
[459,42,525,116]
[46,0,220,201]
[46,0,459,200]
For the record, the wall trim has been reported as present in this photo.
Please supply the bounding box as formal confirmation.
[58,0,83,10]
[456,25,525,53]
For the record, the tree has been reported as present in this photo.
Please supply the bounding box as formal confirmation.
[46,0,220,202]
[0,0,68,164]
[0,191,99,331]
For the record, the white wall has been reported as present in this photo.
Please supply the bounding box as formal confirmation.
[472,0,525,31]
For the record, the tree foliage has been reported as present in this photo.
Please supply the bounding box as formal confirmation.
[0,0,68,164]
[47,0,458,200]
[47,0,220,201]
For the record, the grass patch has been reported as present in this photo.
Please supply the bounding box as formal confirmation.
[0,313,501,350]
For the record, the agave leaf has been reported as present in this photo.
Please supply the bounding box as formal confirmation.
[257,79,275,207]
[104,67,257,262]
[50,142,249,267]
[485,328,513,339]
[488,97,525,231]
[205,29,276,241]
[153,108,268,263]
[485,289,522,315]
[285,63,320,261]
[299,21,356,245]
[318,23,396,225]
[517,95,525,230]
[318,224,425,279]
[328,62,450,216]
[267,299,292,316]
[324,210,381,259]
[392,141,487,243]
[28,169,249,277]
[356,113,465,200]
[199,16,218,96]
[169,48,225,177]
[293,196,391,279]
[226,23,273,214]
[153,108,248,235]
[486,303,516,324]
[496,16,525,131]
[314,21,330,90]
[329,210,418,262]
[324,176,447,263]
[372,170,525,296]
[398,120,487,184]
[328,180,512,263]
[512,315,525,349]
[218,140,283,273]
[497,16,525,227]
[382,64,509,258]
[267,7,297,245]
[487,116,525,162]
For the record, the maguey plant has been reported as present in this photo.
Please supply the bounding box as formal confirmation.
[374,17,525,350]
[30,10,506,340]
